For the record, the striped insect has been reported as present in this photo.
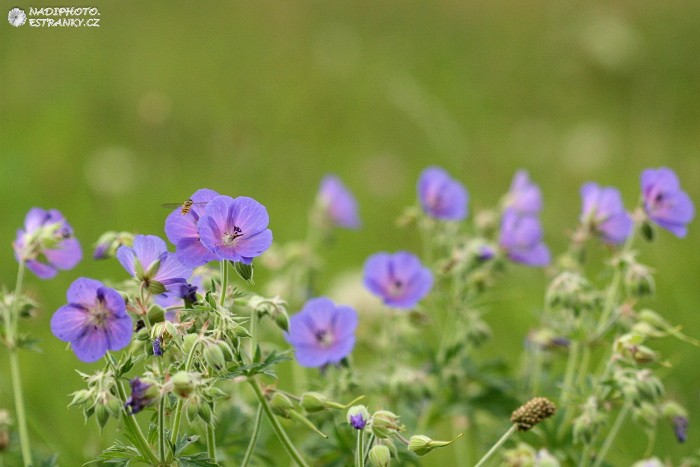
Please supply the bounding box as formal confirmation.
[161,199,208,215]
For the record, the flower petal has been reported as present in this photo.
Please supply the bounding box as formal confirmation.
[50,304,90,343]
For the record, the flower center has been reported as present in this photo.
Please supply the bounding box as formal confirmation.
[314,329,333,348]
[90,298,110,328]
[222,226,243,246]
[388,279,404,297]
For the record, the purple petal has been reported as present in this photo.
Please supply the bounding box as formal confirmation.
[293,343,333,368]
[323,335,356,364]
[116,245,137,276]
[66,277,102,306]
[153,253,192,287]
[318,175,361,229]
[506,170,542,215]
[44,237,82,270]
[71,328,110,363]
[233,229,273,260]
[25,260,57,279]
[363,253,392,297]
[132,235,168,270]
[97,285,127,316]
[50,304,90,343]
[641,167,680,197]
[230,196,271,234]
[331,305,359,340]
[23,207,50,232]
[418,167,468,221]
[508,242,551,266]
[173,237,218,268]
[598,212,633,244]
[105,314,133,352]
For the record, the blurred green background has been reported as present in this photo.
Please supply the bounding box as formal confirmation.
[1,1,699,464]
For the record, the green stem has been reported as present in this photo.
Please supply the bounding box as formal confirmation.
[241,404,263,467]
[248,378,310,467]
[158,397,166,463]
[556,340,580,441]
[356,429,365,467]
[6,262,32,467]
[106,354,160,465]
[220,260,229,307]
[169,339,200,445]
[592,402,631,467]
[474,424,517,467]
[206,420,217,463]
[362,433,376,465]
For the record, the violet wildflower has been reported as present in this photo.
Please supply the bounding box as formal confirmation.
[499,211,550,267]
[285,297,358,368]
[347,405,370,430]
[50,278,133,363]
[363,251,433,308]
[197,195,273,264]
[316,175,361,229]
[418,166,469,221]
[641,167,695,237]
[116,235,192,295]
[503,170,543,216]
[164,188,220,267]
[124,377,157,414]
[580,182,632,245]
[13,207,82,279]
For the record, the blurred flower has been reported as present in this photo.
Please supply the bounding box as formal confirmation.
[164,188,220,267]
[499,211,550,267]
[93,231,133,260]
[285,297,358,368]
[50,278,133,362]
[632,458,665,467]
[503,170,542,216]
[124,377,157,414]
[672,415,688,443]
[197,195,273,264]
[363,251,433,308]
[117,235,192,295]
[315,175,360,229]
[580,182,632,244]
[417,166,468,221]
[13,207,82,279]
[641,167,695,238]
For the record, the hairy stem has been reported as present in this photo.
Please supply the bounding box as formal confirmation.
[241,404,263,467]
[474,424,517,467]
[592,402,631,467]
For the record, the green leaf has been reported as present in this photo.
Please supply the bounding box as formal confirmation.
[176,453,219,466]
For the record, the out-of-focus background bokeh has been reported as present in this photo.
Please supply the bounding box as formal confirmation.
[1,1,698,464]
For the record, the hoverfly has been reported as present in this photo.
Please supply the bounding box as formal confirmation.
[161,199,208,215]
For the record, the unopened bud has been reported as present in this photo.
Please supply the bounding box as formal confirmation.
[408,433,463,456]
[270,393,295,417]
[171,371,194,399]
[203,343,226,370]
[300,392,328,413]
[510,397,556,431]
[371,410,404,438]
[368,444,391,467]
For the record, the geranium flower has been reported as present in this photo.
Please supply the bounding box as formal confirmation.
[580,182,632,245]
[50,278,133,362]
[13,207,82,279]
[124,377,157,414]
[503,170,543,216]
[116,235,192,295]
[285,297,358,368]
[499,210,550,267]
[363,251,433,308]
[417,167,469,221]
[197,195,273,264]
[641,167,695,238]
[164,188,220,267]
[316,175,361,229]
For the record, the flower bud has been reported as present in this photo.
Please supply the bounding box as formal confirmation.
[171,371,194,399]
[624,263,655,299]
[300,392,328,413]
[407,433,463,456]
[661,401,689,443]
[347,405,370,430]
[198,402,213,424]
[203,343,226,370]
[368,444,391,467]
[370,410,404,438]
[545,271,592,314]
[95,403,110,430]
[510,397,556,431]
[270,392,295,417]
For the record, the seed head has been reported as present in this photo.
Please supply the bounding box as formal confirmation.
[510,397,556,431]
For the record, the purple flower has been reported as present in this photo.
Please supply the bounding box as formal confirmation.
[197,195,273,264]
[418,167,469,221]
[349,413,367,430]
[116,235,192,295]
[50,278,133,362]
[499,211,550,267]
[124,377,157,414]
[285,297,358,368]
[641,167,695,238]
[503,170,542,216]
[13,208,82,279]
[164,189,220,267]
[580,182,633,245]
[363,251,433,308]
[155,277,201,311]
[316,175,361,229]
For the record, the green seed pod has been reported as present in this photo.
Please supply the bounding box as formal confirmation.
[270,392,295,417]
[370,410,403,439]
[300,392,328,413]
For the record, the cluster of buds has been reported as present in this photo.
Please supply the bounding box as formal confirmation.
[167,371,226,424]
[613,333,660,365]
[545,271,597,316]
[69,370,125,429]
[247,294,290,332]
